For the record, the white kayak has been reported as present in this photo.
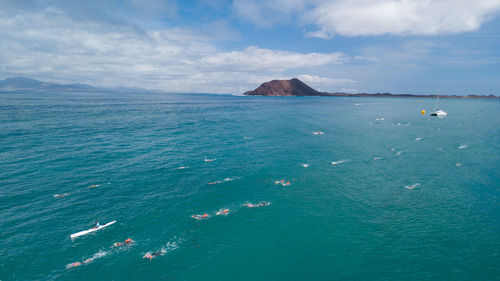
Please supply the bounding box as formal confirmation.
[70,221,116,239]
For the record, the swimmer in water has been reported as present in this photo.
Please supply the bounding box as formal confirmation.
[54,193,70,198]
[66,256,97,269]
[143,251,163,261]
[274,179,290,186]
[112,238,134,247]
[191,214,209,220]
[243,201,270,208]
[67,262,82,268]
[216,209,229,215]
[405,183,420,189]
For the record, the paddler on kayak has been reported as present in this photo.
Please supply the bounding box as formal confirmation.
[93,221,100,229]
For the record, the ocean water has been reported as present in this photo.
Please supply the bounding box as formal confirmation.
[0,92,499,280]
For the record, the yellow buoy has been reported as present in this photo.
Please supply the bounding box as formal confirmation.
[421,110,426,114]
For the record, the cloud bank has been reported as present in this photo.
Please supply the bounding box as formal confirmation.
[233,0,500,36]
[0,3,350,93]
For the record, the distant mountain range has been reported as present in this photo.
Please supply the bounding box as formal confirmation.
[0,77,151,93]
[245,78,499,99]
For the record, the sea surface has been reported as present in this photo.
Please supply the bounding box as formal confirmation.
[0,92,499,280]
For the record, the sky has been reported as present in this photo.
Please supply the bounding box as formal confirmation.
[1,0,500,95]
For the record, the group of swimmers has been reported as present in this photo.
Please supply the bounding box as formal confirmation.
[54,183,106,199]
[67,238,133,268]
[191,208,230,220]
[191,201,271,221]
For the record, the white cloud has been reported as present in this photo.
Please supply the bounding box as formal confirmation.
[297,74,355,85]
[305,29,333,39]
[340,88,359,93]
[0,6,349,93]
[308,0,500,36]
[233,0,500,36]
[199,46,347,72]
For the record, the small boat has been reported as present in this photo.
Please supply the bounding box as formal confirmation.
[430,89,447,116]
[430,109,447,116]
[71,221,116,239]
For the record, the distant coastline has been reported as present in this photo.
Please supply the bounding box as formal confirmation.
[315,92,500,99]
[0,77,152,93]
[1,77,498,99]
[244,78,499,99]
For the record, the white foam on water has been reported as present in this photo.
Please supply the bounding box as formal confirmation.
[373,157,383,161]
[405,183,421,189]
[458,145,467,149]
[301,163,309,168]
[66,250,108,269]
[162,237,181,253]
[224,176,239,182]
[144,237,182,260]
[210,176,240,185]
[242,201,271,208]
[331,159,349,165]
[415,138,423,141]
[53,193,70,198]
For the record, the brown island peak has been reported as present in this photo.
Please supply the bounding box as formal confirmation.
[243,78,499,99]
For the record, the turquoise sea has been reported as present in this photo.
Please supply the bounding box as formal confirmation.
[1,92,499,280]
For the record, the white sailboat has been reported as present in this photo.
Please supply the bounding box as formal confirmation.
[430,89,447,117]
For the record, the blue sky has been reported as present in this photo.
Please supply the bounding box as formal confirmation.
[1,0,499,94]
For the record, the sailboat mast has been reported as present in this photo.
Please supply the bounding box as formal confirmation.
[434,89,440,110]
